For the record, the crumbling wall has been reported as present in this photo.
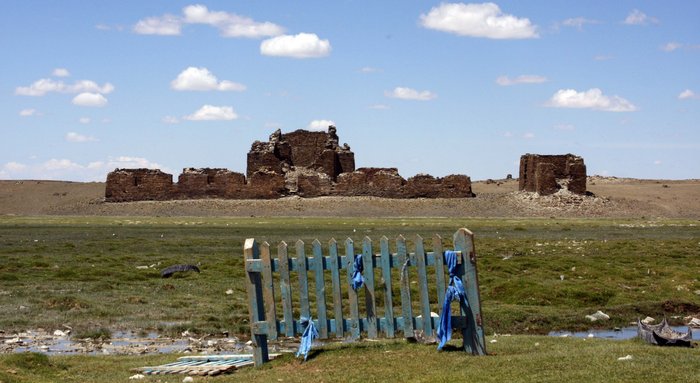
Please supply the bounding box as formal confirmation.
[105,126,475,201]
[105,169,173,202]
[246,126,355,180]
[519,154,586,195]
[176,168,246,199]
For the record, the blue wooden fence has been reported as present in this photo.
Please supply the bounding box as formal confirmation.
[244,228,486,366]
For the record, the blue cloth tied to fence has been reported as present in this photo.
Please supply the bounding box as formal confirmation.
[296,317,319,361]
[351,254,364,291]
[437,250,470,350]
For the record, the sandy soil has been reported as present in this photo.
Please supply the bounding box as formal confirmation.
[0,177,698,218]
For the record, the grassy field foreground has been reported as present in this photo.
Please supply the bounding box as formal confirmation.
[1,336,699,382]
[0,216,698,336]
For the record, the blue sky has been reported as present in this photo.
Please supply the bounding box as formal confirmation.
[1,1,698,182]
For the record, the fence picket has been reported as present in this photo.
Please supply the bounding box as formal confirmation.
[328,239,344,337]
[362,236,378,338]
[260,242,278,340]
[396,235,414,337]
[312,239,328,338]
[380,236,395,338]
[414,235,432,336]
[277,241,294,337]
[295,240,310,326]
[432,235,446,310]
[345,238,360,339]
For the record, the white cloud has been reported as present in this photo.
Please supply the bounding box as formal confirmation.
[170,67,246,91]
[523,132,535,139]
[496,75,547,86]
[79,117,91,124]
[72,92,108,107]
[162,115,180,124]
[15,79,114,96]
[52,68,70,77]
[260,33,331,58]
[360,67,381,73]
[369,104,390,110]
[133,14,182,35]
[653,160,662,165]
[1,157,168,182]
[65,132,98,143]
[307,120,335,131]
[419,2,538,39]
[623,9,658,25]
[560,17,600,30]
[19,108,37,117]
[184,105,238,121]
[385,87,437,101]
[594,54,613,61]
[182,4,284,38]
[546,88,637,112]
[661,42,683,52]
[678,89,697,100]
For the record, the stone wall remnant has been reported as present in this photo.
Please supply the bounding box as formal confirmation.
[105,126,474,201]
[518,154,586,195]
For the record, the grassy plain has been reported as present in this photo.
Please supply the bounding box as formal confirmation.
[0,216,699,382]
[1,216,699,336]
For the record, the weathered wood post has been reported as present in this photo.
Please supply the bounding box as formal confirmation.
[453,228,487,355]
[244,238,269,366]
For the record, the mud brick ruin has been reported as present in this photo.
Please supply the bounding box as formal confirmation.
[518,153,586,195]
[105,126,475,201]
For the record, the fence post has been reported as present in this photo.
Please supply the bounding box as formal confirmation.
[244,238,269,366]
[453,229,487,355]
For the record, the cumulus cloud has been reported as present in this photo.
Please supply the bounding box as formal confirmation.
[19,109,37,117]
[554,123,576,131]
[623,9,658,25]
[546,88,637,112]
[1,157,167,182]
[72,92,108,107]
[307,120,335,131]
[133,14,182,35]
[184,105,238,121]
[385,87,437,101]
[15,79,114,96]
[260,33,331,58]
[79,117,91,124]
[52,68,70,77]
[65,132,98,143]
[170,67,246,91]
[133,4,283,38]
[678,89,697,100]
[183,4,284,38]
[419,2,538,39]
[496,75,547,86]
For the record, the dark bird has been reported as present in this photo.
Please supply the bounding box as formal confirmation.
[161,264,200,278]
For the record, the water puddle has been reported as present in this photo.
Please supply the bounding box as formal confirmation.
[2,330,247,355]
[549,326,699,340]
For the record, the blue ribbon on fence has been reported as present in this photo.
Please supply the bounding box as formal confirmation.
[351,254,364,291]
[437,250,470,350]
[296,317,319,361]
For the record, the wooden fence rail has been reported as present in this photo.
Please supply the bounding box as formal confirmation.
[244,228,486,366]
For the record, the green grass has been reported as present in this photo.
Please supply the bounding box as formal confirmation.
[0,217,698,336]
[0,336,699,382]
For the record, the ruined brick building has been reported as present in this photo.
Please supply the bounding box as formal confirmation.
[105,126,475,201]
[518,153,587,195]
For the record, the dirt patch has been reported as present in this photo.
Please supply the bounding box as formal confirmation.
[1,177,699,218]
